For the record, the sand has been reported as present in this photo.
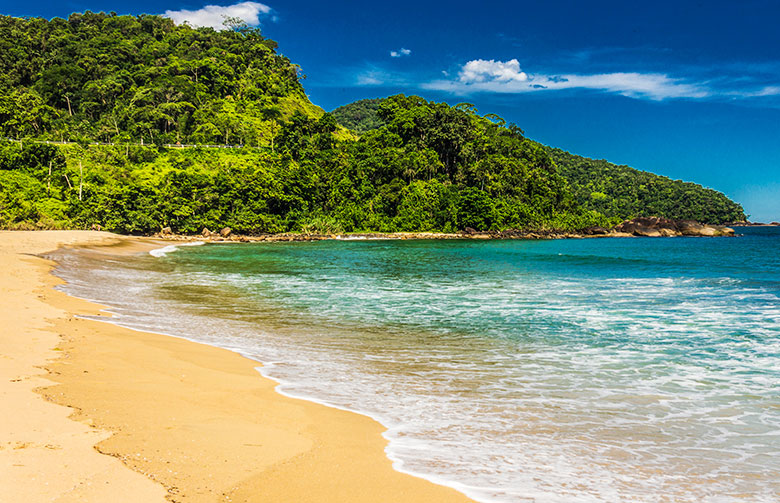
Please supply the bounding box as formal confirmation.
[0,230,472,502]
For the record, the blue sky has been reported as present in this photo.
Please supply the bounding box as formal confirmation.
[5,1,780,221]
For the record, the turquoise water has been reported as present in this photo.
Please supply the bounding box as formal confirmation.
[52,228,780,502]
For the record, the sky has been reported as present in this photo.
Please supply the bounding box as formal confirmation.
[4,0,780,221]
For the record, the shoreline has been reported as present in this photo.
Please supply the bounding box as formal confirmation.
[0,231,167,502]
[2,231,473,502]
[148,216,738,242]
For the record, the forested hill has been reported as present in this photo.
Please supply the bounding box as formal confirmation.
[329,98,385,133]
[331,98,746,224]
[544,148,745,224]
[0,13,744,232]
[331,98,385,133]
[0,11,322,145]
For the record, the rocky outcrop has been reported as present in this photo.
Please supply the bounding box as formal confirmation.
[613,217,734,237]
[614,217,675,237]
[729,221,780,226]
[219,227,232,237]
[581,226,609,236]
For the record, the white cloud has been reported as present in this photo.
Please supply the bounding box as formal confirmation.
[164,2,271,30]
[352,65,412,87]
[729,85,780,98]
[424,59,710,100]
[546,72,709,99]
[390,48,412,58]
[459,59,528,83]
[357,71,384,86]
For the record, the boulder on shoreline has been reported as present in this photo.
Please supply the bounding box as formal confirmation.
[581,226,609,236]
[612,217,734,237]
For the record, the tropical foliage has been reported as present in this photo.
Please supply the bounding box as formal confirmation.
[0,11,317,146]
[0,13,745,232]
[546,148,745,224]
[330,98,386,133]
[0,96,610,232]
[332,98,747,225]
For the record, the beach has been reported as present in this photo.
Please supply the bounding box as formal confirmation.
[47,231,779,502]
[0,231,472,502]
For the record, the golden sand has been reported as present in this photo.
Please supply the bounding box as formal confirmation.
[0,231,471,502]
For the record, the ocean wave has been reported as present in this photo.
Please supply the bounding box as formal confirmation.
[148,241,205,257]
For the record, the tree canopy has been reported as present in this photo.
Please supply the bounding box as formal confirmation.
[546,148,745,224]
[332,97,746,225]
[0,11,317,146]
[0,13,746,232]
[330,98,386,133]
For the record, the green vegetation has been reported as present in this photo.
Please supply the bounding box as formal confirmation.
[546,148,745,225]
[332,98,746,225]
[0,11,318,145]
[0,12,745,233]
[330,98,386,133]
[331,99,388,133]
[0,96,606,233]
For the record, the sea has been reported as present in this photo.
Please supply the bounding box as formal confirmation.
[48,227,780,502]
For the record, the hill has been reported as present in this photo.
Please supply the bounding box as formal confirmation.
[330,98,385,133]
[331,98,745,225]
[545,148,744,224]
[2,91,595,233]
[0,12,745,232]
[0,11,321,146]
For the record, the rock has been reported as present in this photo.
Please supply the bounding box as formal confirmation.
[714,226,735,236]
[676,220,705,236]
[678,220,734,237]
[219,227,232,237]
[463,227,477,235]
[634,227,663,237]
[201,227,212,237]
[698,226,719,237]
[499,229,521,237]
[613,217,734,237]
[614,217,678,236]
[90,223,102,231]
[160,226,172,235]
[581,226,609,235]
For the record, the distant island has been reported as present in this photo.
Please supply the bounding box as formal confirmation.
[0,12,746,234]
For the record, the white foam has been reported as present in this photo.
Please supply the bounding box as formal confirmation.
[149,241,205,257]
